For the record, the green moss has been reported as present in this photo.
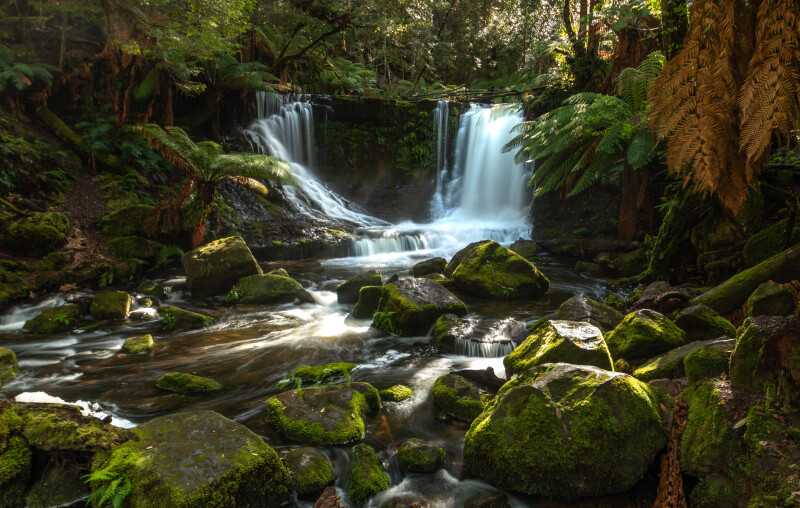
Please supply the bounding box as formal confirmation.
[137,280,167,299]
[0,266,30,307]
[743,219,798,267]
[411,257,447,277]
[337,271,383,304]
[372,279,467,337]
[684,340,734,384]
[396,438,445,474]
[108,236,164,261]
[674,305,737,342]
[290,362,357,384]
[680,381,736,476]
[181,236,262,298]
[348,444,388,504]
[379,385,413,402]
[0,407,31,506]
[0,347,19,387]
[98,204,154,237]
[633,338,733,382]
[746,281,795,317]
[612,248,649,277]
[688,475,737,507]
[90,291,131,320]
[504,320,613,376]
[7,211,69,255]
[605,309,686,361]
[729,316,788,391]
[122,334,155,354]
[40,251,68,271]
[352,285,383,319]
[431,374,492,423]
[157,306,214,332]
[25,460,89,507]
[235,273,311,304]
[156,372,222,394]
[283,447,334,500]
[22,304,79,334]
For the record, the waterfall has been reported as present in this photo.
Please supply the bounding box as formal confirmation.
[244,93,386,227]
[430,100,450,219]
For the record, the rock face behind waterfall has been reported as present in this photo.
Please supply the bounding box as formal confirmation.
[372,277,467,336]
[182,236,262,297]
[445,240,549,300]
[463,363,668,498]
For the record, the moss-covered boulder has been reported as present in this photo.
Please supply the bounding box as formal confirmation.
[612,248,649,277]
[98,204,154,237]
[108,236,164,262]
[137,279,167,299]
[742,218,799,267]
[729,316,790,391]
[235,273,314,305]
[267,383,380,445]
[352,285,383,319]
[288,362,357,385]
[433,314,527,356]
[156,372,222,394]
[157,305,214,331]
[25,460,90,507]
[684,339,735,384]
[122,334,155,354]
[348,444,388,504]
[0,265,30,308]
[463,363,668,497]
[7,211,69,255]
[674,305,737,342]
[283,447,334,500]
[509,238,537,260]
[22,304,79,334]
[746,281,795,317]
[0,347,19,387]
[541,294,624,333]
[605,309,686,361]
[372,277,467,336]
[396,438,445,474]
[182,236,262,297]
[411,257,447,277]
[379,385,413,402]
[680,381,737,477]
[505,320,613,375]
[90,291,131,320]
[445,240,549,300]
[632,338,732,382]
[432,374,493,423]
[337,270,383,304]
[0,407,31,507]
[92,410,292,507]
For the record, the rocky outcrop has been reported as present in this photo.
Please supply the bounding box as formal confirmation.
[182,236,262,297]
[284,447,334,500]
[372,277,467,336]
[235,273,314,304]
[337,270,382,304]
[605,309,686,361]
[22,304,79,334]
[396,438,446,474]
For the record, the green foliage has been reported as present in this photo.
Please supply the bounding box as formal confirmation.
[155,244,184,268]
[372,311,400,335]
[127,257,147,279]
[83,469,132,508]
[317,58,377,95]
[0,44,59,92]
[507,52,665,197]
[225,285,241,303]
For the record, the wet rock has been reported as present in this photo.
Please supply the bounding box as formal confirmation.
[157,305,214,331]
[463,363,668,497]
[445,240,549,300]
[97,204,154,237]
[613,248,648,277]
[509,238,537,260]
[411,257,447,277]
[262,259,325,276]
[268,268,291,277]
[537,238,636,259]
[137,279,167,299]
[648,378,686,396]
[505,320,613,375]
[462,491,511,508]
[605,309,686,361]
[0,347,18,388]
[267,383,380,445]
[93,410,292,506]
[182,236,262,297]
[450,367,506,392]
[397,438,445,474]
[313,486,343,508]
[575,261,606,277]
[633,338,733,382]
[352,285,383,319]
[337,270,383,304]
[630,281,693,314]
[379,385,413,402]
[121,334,155,354]
[729,316,790,391]
[156,372,222,394]
[684,339,736,384]
[674,305,736,342]
[433,314,527,356]
[284,447,334,500]
[432,374,493,423]
[22,304,79,334]
[90,291,131,320]
[25,460,89,507]
[348,444,388,504]
[372,277,467,337]
[742,218,799,267]
[107,236,164,261]
[6,211,69,255]
[288,362,357,386]
[680,381,737,477]
[541,294,623,333]
[235,273,314,304]
[746,281,795,317]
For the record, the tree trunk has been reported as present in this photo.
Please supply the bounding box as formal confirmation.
[618,166,648,241]
[660,0,688,58]
[58,8,68,69]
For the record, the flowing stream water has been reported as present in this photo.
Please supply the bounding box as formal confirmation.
[0,97,657,506]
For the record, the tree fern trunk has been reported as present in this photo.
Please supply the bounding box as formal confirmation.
[660,0,688,58]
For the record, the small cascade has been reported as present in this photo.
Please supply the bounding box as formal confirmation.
[352,229,442,257]
[446,316,528,358]
[430,100,450,219]
[453,338,516,358]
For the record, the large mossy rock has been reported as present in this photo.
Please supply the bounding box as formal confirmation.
[411,257,447,277]
[505,320,613,376]
[509,238,537,260]
[372,277,467,336]
[235,273,313,304]
[352,285,383,319]
[379,385,413,402]
[432,314,527,356]
[25,461,89,507]
[397,438,446,474]
[742,219,799,267]
[156,372,222,394]
[98,204,154,237]
[267,383,380,445]
[542,294,623,333]
[90,291,131,320]
[684,339,735,384]
[337,270,383,304]
[22,304,79,334]
[182,236,262,297]
[613,248,649,277]
[632,338,733,382]
[0,407,32,506]
[283,447,334,500]
[107,236,164,261]
[463,363,668,498]
[0,347,18,388]
[680,381,737,477]
[431,374,493,423]
[605,309,686,361]
[674,305,736,342]
[6,211,69,255]
[93,410,292,507]
[729,316,790,391]
[746,281,795,317]
[288,362,356,385]
[137,280,167,299]
[157,306,214,331]
[445,240,549,299]
[348,444,388,504]
[122,334,155,354]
